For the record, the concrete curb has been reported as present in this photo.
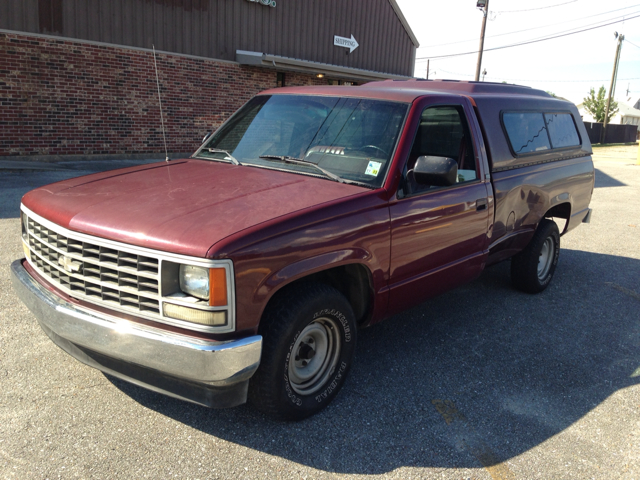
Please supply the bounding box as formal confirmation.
[0,161,72,171]
[0,152,192,164]
[0,154,190,171]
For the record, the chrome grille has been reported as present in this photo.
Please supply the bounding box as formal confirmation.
[26,217,160,315]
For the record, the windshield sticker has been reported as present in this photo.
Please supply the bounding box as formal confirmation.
[365,161,382,177]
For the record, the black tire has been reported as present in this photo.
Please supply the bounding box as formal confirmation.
[511,218,560,293]
[248,283,356,421]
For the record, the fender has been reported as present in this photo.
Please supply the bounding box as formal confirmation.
[547,193,571,234]
[262,248,372,292]
[487,191,572,266]
[253,248,384,326]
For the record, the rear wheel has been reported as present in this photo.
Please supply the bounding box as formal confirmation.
[511,219,560,293]
[248,283,356,420]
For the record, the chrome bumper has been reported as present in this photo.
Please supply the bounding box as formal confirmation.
[11,260,262,408]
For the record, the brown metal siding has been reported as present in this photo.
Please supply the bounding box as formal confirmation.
[1,0,416,76]
[0,0,39,32]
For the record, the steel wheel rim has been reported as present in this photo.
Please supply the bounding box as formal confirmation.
[537,237,554,280]
[288,317,341,396]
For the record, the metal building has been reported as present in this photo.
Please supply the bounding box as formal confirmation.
[0,0,419,158]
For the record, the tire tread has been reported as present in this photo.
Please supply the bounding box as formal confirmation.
[248,282,353,420]
[511,219,560,294]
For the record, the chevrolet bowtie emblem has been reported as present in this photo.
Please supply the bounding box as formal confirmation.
[58,255,81,273]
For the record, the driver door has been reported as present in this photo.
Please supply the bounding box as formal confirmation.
[387,99,492,315]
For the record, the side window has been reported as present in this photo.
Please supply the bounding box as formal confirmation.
[404,106,477,196]
[503,112,551,154]
[544,113,580,148]
[503,111,581,155]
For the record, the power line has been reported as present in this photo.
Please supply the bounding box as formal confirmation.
[627,39,640,49]
[418,5,640,50]
[494,0,577,14]
[416,14,640,61]
[493,76,639,84]
[501,77,640,83]
[499,13,640,50]
[436,68,640,83]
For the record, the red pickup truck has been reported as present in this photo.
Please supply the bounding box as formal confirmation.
[12,80,594,420]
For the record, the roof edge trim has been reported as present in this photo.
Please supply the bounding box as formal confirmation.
[236,50,414,82]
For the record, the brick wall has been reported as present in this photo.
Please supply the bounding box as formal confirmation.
[0,32,328,157]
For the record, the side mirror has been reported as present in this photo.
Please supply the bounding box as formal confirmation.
[202,132,212,144]
[413,155,458,187]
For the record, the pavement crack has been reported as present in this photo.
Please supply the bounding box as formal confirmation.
[605,282,640,302]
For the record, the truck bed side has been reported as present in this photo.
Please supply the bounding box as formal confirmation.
[471,95,595,265]
[487,157,594,264]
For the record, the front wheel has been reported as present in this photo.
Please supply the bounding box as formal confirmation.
[511,218,560,293]
[248,283,356,420]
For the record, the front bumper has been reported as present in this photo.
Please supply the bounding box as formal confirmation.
[11,259,262,408]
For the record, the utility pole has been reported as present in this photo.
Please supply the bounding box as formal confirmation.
[601,33,624,143]
[475,0,489,82]
[425,60,435,80]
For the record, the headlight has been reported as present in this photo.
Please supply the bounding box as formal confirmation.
[179,265,210,300]
[179,265,228,307]
[162,260,233,332]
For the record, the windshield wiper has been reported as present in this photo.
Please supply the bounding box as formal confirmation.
[259,155,351,184]
[204,148,241,166]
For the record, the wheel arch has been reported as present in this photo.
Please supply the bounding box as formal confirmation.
[543,200,571,235]
[260,256,374,328]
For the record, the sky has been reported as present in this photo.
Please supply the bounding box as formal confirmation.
[394,0,640,106]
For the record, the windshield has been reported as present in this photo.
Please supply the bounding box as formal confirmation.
[194,94,408,188]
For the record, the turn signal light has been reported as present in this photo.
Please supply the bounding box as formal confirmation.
[209,268,228,306]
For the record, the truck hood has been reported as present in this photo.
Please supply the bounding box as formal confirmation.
[22,159,365,257]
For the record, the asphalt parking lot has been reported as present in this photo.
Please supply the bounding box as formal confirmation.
[1,148,639,480]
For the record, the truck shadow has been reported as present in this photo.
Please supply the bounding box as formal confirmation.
[595,167,627,188]
[108,248,640,474]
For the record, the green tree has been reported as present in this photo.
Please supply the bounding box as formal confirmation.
[582,86,618,123]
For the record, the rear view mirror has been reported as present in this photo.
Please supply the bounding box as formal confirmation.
[413,156,458,186]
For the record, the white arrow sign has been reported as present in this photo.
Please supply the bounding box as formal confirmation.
[334,34,359,53]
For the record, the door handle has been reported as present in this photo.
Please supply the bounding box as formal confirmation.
[476,198,487,211]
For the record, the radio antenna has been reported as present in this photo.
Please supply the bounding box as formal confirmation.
[152,45,169,162]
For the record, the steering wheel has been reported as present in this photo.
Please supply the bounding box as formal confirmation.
[360,145,389,157]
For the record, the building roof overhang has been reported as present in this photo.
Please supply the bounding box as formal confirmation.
[236,50,413,82]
